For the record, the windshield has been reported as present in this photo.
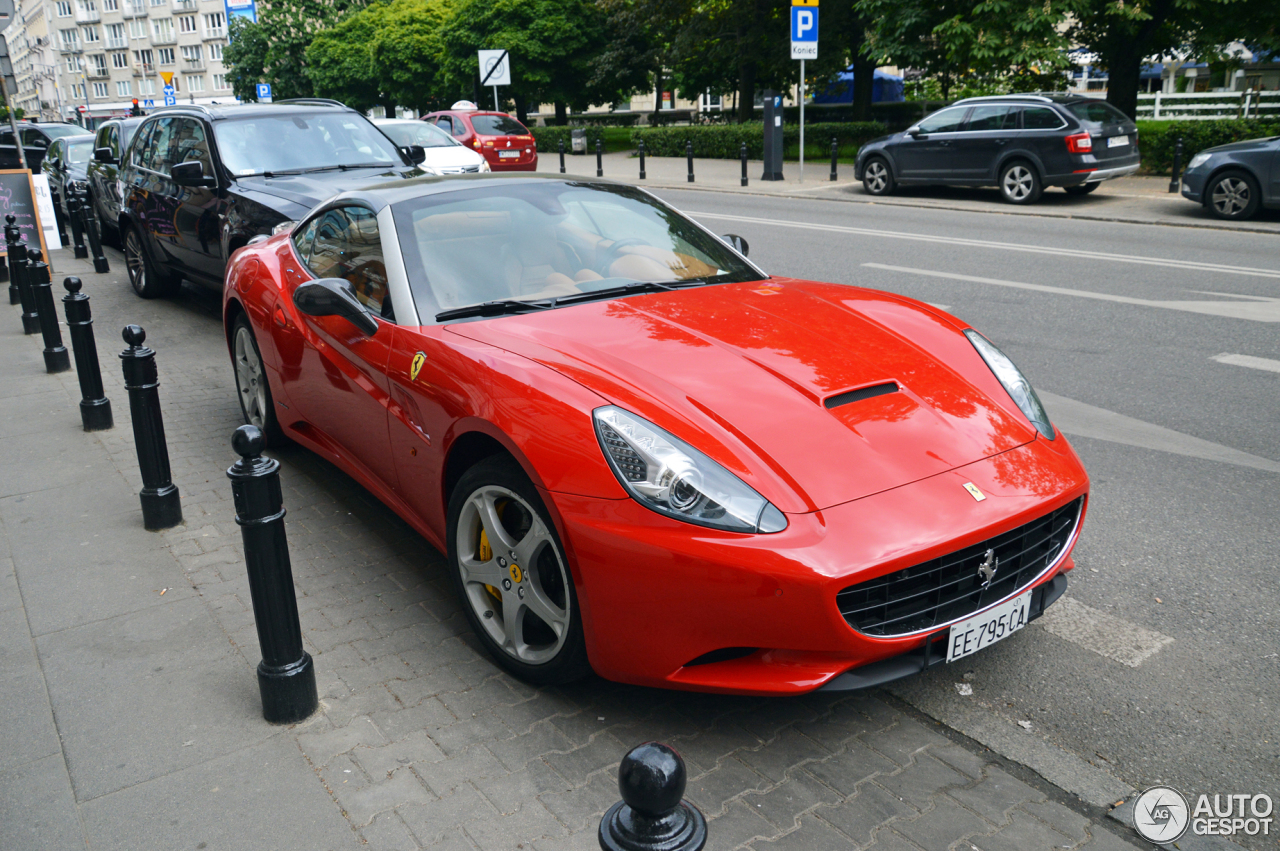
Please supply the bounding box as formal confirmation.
[43,124,88,140]
[379,121,459,149]
[1066,101,1130,127]
[394,182,761,320]
[471,114,528,136]
[67,140,93,163]
[215,112,404,176]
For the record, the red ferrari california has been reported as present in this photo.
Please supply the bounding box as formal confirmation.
[222,174,1088,696]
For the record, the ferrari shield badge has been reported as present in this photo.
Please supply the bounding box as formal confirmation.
[410,352,426,382]
[963,482,986,502]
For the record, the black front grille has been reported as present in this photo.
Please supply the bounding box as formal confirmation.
[836,498,1082,637]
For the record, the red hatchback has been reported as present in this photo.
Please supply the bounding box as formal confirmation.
[423,110,537,172]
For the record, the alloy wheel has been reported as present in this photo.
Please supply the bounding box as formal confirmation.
[1211,178,1250,218]
[455,485,571,665]
[124,229,146,294]
[865,161,889,193]
[1002,166,1034,201]
[233,325,268,428]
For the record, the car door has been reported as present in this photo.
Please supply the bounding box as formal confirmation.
[1017,106,1071,177]
[951,104,1017,180]
[276,204,398,488]
[169,117,226,283]
[90,123,120,226]
[127,116,184,265]
[890,106,969,181]
[42,139,65,210]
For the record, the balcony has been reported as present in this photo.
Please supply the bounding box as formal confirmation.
[86,67,110,79]
[182,59,204,71]
[202,28,224,40]
[173,0,196,8]
[107,37,127,49]
[151,32,176,44]
[121,3,147,17]
[75,9,101,22]
[131,63,154,76]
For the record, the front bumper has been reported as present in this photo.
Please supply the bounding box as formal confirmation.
[1180,169,1207,203]
[549,434,1088,695]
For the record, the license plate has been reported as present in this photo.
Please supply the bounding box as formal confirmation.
[1107,135,1129,148]
[946,590,1031,662]
[498,151,520,158]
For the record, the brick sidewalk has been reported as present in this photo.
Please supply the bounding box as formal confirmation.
[1,248,1145,850]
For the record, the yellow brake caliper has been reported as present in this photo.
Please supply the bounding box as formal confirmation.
[479,528,502,603]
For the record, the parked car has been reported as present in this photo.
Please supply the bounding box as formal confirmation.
[421,108,537,171]
[40,133,94,227]
[1179,135,1280,220]
[119,100,425,298]
[222,174,1088,694]
[86,116,147,245]
[855,94,1141,204]
[373,118,490,174]
[0,122,91,172]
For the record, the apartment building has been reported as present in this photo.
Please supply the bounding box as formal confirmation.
[46,0,237,125]
[3,0,61,121]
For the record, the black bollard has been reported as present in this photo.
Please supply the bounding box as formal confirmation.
[78,188,110,273]
[596,138,604,177]
[120,325,183,530]
[54,196,70,250]
[13,243,41,335]
[638,139,646,180]
[228,424,318,724]
[66,190,89,259]
[686,140,695,183]
[29,253,71,373]
[62,277,113,431]
[740,142,748,187]
[1168,135,1184,193]
[559,139,566,174]
[599,742,706,851]
[830,136,839,181]
[5,213,22,305]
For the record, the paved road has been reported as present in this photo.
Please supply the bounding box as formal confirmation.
[652,187,1280,843]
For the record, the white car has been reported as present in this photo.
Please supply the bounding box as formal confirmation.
[374,118,491,174]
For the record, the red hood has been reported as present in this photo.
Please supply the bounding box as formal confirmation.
[447,279,1036,512]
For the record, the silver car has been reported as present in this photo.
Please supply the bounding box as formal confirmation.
[374,118,491,175]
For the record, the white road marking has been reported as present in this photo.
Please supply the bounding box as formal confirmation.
[689,210,1280,280]
[863,263,1280,323]
[1211,353,1280,374]
[1038,597,1174,668]
[1039,391,1280,474]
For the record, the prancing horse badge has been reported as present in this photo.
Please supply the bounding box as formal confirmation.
[410,352,426,382]
[963,482,986,502]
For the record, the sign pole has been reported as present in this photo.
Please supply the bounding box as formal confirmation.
[790,0,818,184]
[799,59,805,183]
[493,85,499,111]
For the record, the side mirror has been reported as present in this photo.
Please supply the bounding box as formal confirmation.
[94,146,117,164]
[907,125,923,138]
[171,160,216,188]
[722,234,749,257]
[293,278,379,336]
[402,144,427,165]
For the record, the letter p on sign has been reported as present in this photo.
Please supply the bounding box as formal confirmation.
[790,0,818,59]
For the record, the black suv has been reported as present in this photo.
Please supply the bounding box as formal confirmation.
[855,94,1140,204]
[0,122,92,171]
[87,117,146,245]
[119,100,426,298]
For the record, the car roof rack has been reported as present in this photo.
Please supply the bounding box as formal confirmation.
[952,94,1056,105]
[150,103,216,115]
[272,98,349,108]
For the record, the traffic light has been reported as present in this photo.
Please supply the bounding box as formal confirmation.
[131,98,143,117]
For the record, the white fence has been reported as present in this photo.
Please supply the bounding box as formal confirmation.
[1137,90,1280,120]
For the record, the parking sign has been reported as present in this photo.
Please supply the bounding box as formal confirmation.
[256,82,273,103]
[790,0,818,60]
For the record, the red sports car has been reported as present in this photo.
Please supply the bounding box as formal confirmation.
[222,175,1088,695]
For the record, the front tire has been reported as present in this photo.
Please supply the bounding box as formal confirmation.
[1205,170,1260,220]
[447,456,590,685]
[230,313,284,446]
[124,224,181,298]
[999,160,1042,204]
[862,157,895,196]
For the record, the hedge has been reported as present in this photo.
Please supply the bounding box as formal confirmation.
[1137,119,1280,174]
[630,121,887,159]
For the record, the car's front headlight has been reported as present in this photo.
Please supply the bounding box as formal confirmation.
[272,221,295,236]
[964,330,1055,440]
[1186,152,1211,170]
[479,159,491,172]
[594,406,787,533]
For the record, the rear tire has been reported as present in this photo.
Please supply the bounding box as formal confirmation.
[862,157,895,196]
[1063,183,1099,196]
[999,160,1042,204]
[1205,170,1260,220]
[124,224,181,298]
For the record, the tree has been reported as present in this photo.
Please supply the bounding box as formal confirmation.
[223,16,271,102]
[593,0,693,125]
[224,0,369,102]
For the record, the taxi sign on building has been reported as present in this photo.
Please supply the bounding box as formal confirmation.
[791,0,818,61]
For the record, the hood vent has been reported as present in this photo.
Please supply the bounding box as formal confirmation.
[824,382,899,410]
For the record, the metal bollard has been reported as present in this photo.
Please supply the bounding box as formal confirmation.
[1168,135,1184,193]
[638,139,646,180]
[228,424,318,724]
[12,243,41,335]
[29,253,71,373]
[830,136,839,181]
[559,139,566,174]
[740,142,748,187]
[78,188,110,273]
[66,189,89,259]
[596,138,603,177]
[120,325,183,530]
[599,742,706,851]
[5,214,23,305]
[54,196,70,250]
[62,277,113,430]
[686,140,695,183]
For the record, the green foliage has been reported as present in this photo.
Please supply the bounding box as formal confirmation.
[223,16,270,102]
[632,122,887,159]
[0,106,25,122]
[1136,119,1280,174]
[530,126,633,153]
[226,0,369,102]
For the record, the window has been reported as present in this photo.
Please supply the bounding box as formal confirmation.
[150,0,166,6]
[133,48,153,67]
[93,82,109,99]
[140,78,155,95]
[103,0,117,10]
[185,74,203,92]
[181,45,201,63]
[112,51,129,68]
[56,1,72,16]
[90,54,108,75]
[1021,107,1065,130]
[202,12,224,37]
[964,105,1016,132]
[67,54,83,72]
[76,0,97,14]
[129,120,156,168]
[306,206,390,317]
[129,19,147,39]
[173,118,212,175]
[212,73,229,90]
[82,26,100,42]
[917,107,968,134]
[177,14,196,33]
[152,18,173,40]
[207,42,223,61]
[60,28,79,49]
[1065,101,1129,127]
[143,117,178,171]
[117,80,132,97]
[71,83,86,99]
[23,129,50,150]
[106,23,126,47]
[158,47,174,65]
